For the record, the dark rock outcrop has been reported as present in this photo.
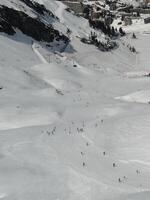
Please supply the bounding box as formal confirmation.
[0,6,68,43]
[0,17,15,35]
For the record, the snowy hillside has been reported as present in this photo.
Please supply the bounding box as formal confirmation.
[0,0,69,48]
[0,0,150,200]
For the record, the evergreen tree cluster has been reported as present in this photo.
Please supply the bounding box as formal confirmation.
[89,19,125,37]
[89,31,117,51]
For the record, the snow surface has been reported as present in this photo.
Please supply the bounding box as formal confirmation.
[118,0,141,7]
[0,0,150,200]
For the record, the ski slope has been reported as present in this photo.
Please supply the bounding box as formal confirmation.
[0,0,150,200]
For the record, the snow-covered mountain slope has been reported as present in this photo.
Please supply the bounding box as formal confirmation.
[0,0,150,200]
[0,0,69,47]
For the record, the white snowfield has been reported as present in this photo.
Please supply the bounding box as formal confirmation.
[0,0,150,200]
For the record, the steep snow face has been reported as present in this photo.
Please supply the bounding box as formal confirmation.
[35,0,107,41]
[0,0,55,18]
[0,0,69,45]
[0,0,38,18]
[0,0,150,200]
[0,0,66,33]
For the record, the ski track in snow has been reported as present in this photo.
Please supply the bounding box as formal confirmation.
[55,1,66,24]
[32,43,48,64]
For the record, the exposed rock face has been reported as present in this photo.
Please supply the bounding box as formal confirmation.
[0,2,68,43]
[0,15,15,35]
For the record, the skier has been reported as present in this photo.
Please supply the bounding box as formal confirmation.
[113,163,116,167]
[118,178,121,183]
[66,28,71,37]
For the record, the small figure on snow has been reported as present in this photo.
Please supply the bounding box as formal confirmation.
[86,142,89,146]
[113,163,116,167]
[66,28,71,36]
[118,178,122,183]
[132,32,136,39]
